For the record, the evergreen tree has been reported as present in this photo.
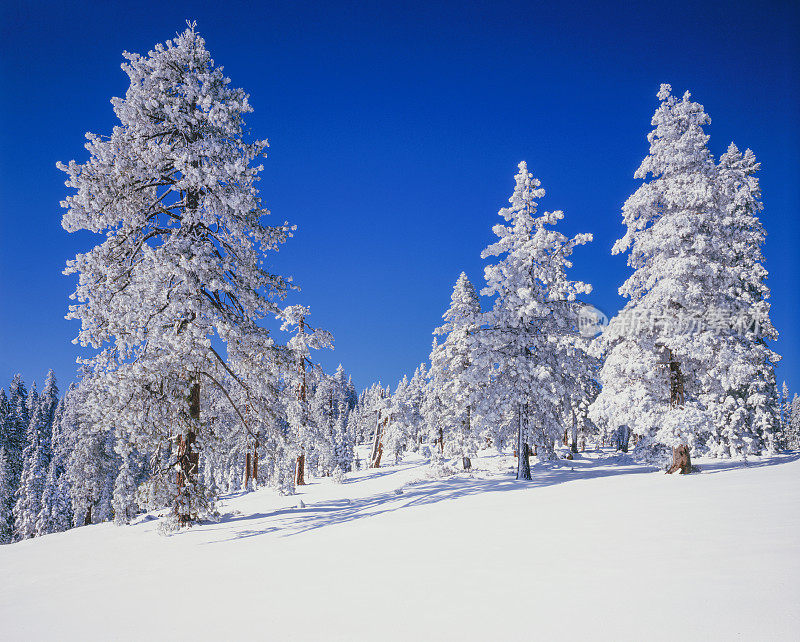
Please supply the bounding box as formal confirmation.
[592,85,725,469]
[112,440,139,524]
[429,273,482,468]
[592,87,780,467]
[476,161,592,479]
[0,447,13,543]
[787,394,800,450]
[702,143,780,456]
[14,382,46,539]
[35,459,72,536]
[4,375,29,496]
[58,25,304,525]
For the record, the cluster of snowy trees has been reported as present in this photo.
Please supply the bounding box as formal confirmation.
[6,26,795,539]
[0,363,358,541]
[362,84,793,477]
[50,25,367,530]
[0,371,106,543]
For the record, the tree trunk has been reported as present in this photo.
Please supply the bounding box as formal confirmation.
[438,427,444,454]
[295,322,308,486]
[570,408,579,454]
[372,442,383,468]
[252,445,258,484]
[176,380,200,523]
[516,404,531,481]
[666,444,692,474]
[84,504,92,526]
[244,452,252,490]
[295,452,305,486]
[370,415,386,468]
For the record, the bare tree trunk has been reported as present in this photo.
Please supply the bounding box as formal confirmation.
[84,504,92,526]
[516,404,531,480]
[438,427,444,454]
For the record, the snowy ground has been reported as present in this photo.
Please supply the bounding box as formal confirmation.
[1,448,798,641]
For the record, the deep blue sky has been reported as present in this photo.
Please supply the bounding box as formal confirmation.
[1,0,798,395]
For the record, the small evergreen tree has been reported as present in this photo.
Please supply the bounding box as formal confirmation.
[429,272,482,468]
[476,161,592,479]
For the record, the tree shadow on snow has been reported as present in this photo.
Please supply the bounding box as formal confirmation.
[695,451,800,475]
[201,453,657,544]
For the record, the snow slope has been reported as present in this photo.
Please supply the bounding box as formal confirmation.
[1,450,798,641]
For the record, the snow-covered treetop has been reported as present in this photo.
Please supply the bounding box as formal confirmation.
[481,161,592,330]
[58,24,293,367]
[434,272,480,336]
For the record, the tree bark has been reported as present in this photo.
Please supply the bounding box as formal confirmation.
[666,444,692,474]
[295,321,308,485]
[294,452,305,486]
[176,380,200,523]
[84,504,92,526]
[570,408,579,454]
[516,404,531,480]
[244,451,252,489]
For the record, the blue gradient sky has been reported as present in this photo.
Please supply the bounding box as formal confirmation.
[1,0,798,393]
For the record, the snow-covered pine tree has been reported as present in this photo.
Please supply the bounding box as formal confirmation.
[14,381,47,540]
[787,394,800,450]
[35,458,72,536]
[591,85,717,470]
[112,440,139,524]
[429,272,482,469]
[283,306,333,487]
[591,86,780,468]
[477,162,592,480]
[779,382,790,433]
[309,372,338,476]
[63,375,118,527]
[701,143,780,456]
[0,447,13,543]
[3,376,28,503]
[58,25,298,525]
[384,364,429,464]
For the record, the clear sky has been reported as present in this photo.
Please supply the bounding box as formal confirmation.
[0,0,798,395]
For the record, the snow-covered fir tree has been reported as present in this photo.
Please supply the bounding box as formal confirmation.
[591,85,780,469]
[475,161,592,479]
[283,306,333,487]
[112,440,139,524]
[35,458,72,536]
[786,394,800,450]
[701,143,780,456]
[428,272,483,468]
[62,375,118,527]
[58,25,303,525]
[14,381,49,540]
[35,393,74,535]
[3,376,29,502]
[0,447,13,544]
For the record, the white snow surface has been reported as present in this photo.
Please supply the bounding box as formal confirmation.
[2,448,798,641]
